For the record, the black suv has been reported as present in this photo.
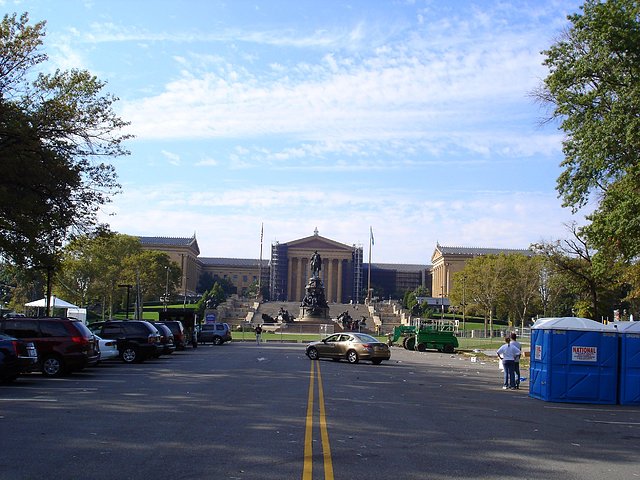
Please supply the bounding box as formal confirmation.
[0,333,38,382]
[89,320,161,363]
[197,323,232,345]
[0,317,99,376]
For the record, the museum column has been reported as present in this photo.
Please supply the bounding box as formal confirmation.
[337,259,343,303]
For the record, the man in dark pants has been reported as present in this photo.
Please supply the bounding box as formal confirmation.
[510,332,522,389]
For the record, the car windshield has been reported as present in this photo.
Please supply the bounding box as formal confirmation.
[353,333,379,343]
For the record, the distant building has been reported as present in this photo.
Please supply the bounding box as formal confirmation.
[269,231,363,303]
[139,231,430,302]
[199,257,269,295]
[363,262,431,300]
[138,235,532,303]
[431,243,535,298]
[139,236,268,297]
[139,235,200,296]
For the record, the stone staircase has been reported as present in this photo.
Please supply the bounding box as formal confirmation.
[216,296,257,327]
[374,302,406,334]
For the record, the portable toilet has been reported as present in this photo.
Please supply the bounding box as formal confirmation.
[529,317,618,404]
[613,321,640,405]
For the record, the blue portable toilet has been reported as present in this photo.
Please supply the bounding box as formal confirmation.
[613,321,640,405]
[529,317,618,404]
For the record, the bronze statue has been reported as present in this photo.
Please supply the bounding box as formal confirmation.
[309,250,322,277]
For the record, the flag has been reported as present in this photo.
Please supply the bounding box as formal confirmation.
[370,226,374,245]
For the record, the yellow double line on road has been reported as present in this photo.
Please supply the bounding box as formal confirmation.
[303,360,334,480]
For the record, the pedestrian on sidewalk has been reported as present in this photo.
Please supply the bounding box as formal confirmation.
[510,332,522,389]
[496,336,520,390]
[254,324,263,345]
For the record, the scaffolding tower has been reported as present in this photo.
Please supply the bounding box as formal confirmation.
[352,244,363,304]
[269,242,289,301]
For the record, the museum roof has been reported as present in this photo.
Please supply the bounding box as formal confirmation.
[200,257,269,268]
[368,262,431,272]
[138,235,200,255]
[139,235,197,247]
[435,245,534,256]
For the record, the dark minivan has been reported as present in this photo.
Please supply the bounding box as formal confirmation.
[0,317,99,377]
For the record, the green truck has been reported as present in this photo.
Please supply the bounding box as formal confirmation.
[390,323,458,353]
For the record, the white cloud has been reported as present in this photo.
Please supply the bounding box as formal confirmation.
[160,150,181,166]
[101,182,584,264]
[194,157,219,167]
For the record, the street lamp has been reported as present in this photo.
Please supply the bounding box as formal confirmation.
[118,284,133,319]
[462,274,467,334]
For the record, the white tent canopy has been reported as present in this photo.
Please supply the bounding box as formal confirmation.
[25,296,79,309]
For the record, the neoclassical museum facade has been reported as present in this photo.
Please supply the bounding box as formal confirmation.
[139,233,531,303]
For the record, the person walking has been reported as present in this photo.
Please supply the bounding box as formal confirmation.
[510,332,522,389]
[496,336,520,390]
[254,324,263,345]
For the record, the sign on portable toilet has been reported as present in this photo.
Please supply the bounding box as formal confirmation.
[530,317,618,404]
[613,321,640,405]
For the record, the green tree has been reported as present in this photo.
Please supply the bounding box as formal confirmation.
[532,224,622,320]
[0,13,130,268]
[57,232,180,318]
[537,0,640,304]
[456,254,508,336]
[499,255,544,329]
[120,250,179,305]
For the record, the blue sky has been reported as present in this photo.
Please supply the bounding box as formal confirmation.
[6,0,588,263]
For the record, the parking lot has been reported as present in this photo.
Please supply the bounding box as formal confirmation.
[1,342,639,480]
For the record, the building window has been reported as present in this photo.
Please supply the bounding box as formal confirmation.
[243,275,248,282]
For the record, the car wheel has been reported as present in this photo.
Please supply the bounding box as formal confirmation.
[42,355,65,377]
[213,336,223,346]
[307,347,319,360]
[346,350,359,364]
[371,359,383,365]
[416,343,426,352]
[443,344,455,354]
[121,347,139,364]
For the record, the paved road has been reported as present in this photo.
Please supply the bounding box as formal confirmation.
[1,342,639,480]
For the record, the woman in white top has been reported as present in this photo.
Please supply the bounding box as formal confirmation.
[496,336,521,389]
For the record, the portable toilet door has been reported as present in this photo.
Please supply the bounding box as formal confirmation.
[529,317,618,404]
[614,321,640,405]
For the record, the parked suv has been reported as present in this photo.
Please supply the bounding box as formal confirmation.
[160,320,186,350]
[0,333,38,382]
[0,317,99,377]
[197,323,232,345]
[89,320,161,363]
[151,323,176,355]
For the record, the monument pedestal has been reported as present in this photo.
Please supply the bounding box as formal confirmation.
[298,275,330,322]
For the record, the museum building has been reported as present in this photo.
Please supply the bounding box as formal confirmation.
[139,233,533,304]
[139,232,431,302]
